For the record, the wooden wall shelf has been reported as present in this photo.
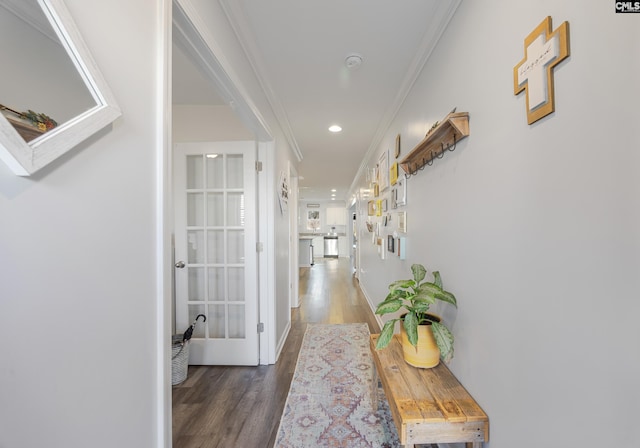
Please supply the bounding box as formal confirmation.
[400,111,470,176]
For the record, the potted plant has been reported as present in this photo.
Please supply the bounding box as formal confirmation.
[374,264,457,368]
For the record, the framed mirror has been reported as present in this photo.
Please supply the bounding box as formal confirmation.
[0,0,121,176]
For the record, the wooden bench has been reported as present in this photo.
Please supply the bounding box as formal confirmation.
[370,334,489,448]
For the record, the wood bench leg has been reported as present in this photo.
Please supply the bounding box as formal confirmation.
[466,443,482,448]
[371,363,379,411]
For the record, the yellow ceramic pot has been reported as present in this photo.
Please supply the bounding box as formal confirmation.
[399,317,440,368]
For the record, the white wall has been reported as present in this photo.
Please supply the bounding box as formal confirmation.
[173,105,254,142]
[355,1,639,447]
[0,1,164,447]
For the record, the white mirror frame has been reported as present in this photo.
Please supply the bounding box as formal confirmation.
[0,0,121,176]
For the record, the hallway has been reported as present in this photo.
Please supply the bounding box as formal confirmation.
[172,258,380,448]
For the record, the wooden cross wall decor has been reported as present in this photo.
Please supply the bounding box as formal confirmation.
[514,16,570,125]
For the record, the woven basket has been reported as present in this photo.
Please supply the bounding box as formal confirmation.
[171,335,190,385]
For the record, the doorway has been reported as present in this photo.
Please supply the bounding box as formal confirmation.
[171,0,274,361]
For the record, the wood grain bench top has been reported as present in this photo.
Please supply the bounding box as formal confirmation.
[370,334,489,447]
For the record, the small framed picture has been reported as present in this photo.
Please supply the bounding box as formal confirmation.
[395,134,401,159]
[367,200,375,216]
[397,237,406,260]
[378,150,389,192]
[307,210,320,231]
[390,162,398,186]
[394,175,407,207]
[387,235,395,253]
[398,211,407,233]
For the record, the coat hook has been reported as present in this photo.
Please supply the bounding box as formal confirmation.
[448,134,457,152]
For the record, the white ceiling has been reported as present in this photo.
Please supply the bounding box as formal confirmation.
[173,0,461,202]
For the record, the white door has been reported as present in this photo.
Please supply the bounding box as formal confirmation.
[174,141,259,365]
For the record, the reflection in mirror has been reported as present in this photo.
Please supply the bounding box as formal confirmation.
[0,0,120,176]
[0,0,96,142]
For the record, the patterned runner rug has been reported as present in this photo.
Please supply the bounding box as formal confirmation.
[275,323,400,447]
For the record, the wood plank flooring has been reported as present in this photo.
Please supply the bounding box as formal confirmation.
[172,258,380,448]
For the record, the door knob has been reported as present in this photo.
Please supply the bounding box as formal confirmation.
[175,261,185,269]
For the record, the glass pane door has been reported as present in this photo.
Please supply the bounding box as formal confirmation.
[185,152,246,341]
[174,141,258,366]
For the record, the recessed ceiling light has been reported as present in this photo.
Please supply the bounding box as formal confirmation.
[328,125,342,133]
[331,189,337,192]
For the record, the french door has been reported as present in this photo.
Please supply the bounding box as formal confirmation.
[173,141,259,365]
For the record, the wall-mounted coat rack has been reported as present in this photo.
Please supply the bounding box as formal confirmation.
[400,111,470,178]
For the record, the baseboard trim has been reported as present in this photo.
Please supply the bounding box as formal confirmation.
[272,320,291,364]
[358,282,384,330]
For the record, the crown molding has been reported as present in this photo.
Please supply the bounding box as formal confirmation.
[219,0,303,162]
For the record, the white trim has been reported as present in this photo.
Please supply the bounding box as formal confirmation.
[359,282,384,330]
[0,0,121,176]
[157,0,172,447]
[275,320,291,361]
[258,140,277,364]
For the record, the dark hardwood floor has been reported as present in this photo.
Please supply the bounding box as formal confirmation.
[172,258,380,448]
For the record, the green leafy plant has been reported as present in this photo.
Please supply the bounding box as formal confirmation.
[375,264,457,362]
